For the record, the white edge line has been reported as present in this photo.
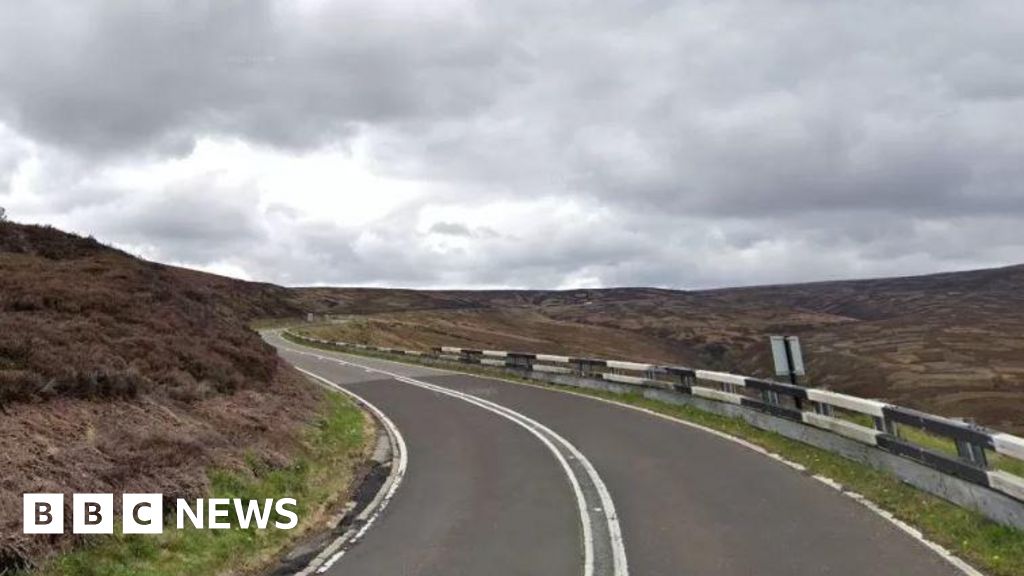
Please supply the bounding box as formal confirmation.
[280,344,627,576]
[389,373,599,576]
[290,366,409,575]
[279,338,984,576]
[577,395,986,576]
[439,368,985,576]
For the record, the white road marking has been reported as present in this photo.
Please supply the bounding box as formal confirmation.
[493,378,986,576]
[279,341,629,576]
[289,367,409,575]
[390,371,600,576]
[279,336,985,576]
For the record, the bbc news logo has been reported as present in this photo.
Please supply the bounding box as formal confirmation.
[24,494,298,534]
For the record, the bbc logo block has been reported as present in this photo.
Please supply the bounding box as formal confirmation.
[24,493,298,534]
[24,493,163,534]
[23,494,64,534]
[123,493,164,534]
[72,493,114,534]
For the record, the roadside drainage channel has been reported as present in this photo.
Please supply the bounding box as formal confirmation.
[269,368,408,576]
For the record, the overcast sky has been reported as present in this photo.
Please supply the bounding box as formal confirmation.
[2,1,1023,289]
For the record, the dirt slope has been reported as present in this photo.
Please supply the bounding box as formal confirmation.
[0,222,313,569]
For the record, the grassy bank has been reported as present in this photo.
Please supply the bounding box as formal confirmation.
[28,390,369,576]
[284,332,1024,576]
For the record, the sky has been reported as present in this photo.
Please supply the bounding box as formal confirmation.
[1,1,1023,289]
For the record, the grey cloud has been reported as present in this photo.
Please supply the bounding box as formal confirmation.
[81,185,267,264]
[2,0,1024,289]
[265,203,301,219]
[428,222,501,238]
[366,1,1024,220]
[428,222,473,236]
[0,139,23,192]
[0,0,507,156]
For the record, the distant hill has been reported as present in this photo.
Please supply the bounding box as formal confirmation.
[5,218,1020,571]
[292,265,1024,434]
[0,222,313,568]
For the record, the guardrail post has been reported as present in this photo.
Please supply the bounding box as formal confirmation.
[508,355,522,371]
[811,400,834,417]
[524,357,534,373]
[677,372,694,392]
[956,440,988,467]
[873,416,897,435]
[954,418,989,468]
[573,360,586,378]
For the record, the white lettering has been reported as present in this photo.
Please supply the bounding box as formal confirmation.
[177,498,204,529]
[233,499,274,530]
[208,498,231,529]
[274,498,299,530]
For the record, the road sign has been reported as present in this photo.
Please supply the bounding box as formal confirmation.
[770,335,805,380]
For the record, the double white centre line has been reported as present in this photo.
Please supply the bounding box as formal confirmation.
[286,344,629,576]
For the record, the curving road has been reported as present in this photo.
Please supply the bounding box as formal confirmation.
[265,332,967,576]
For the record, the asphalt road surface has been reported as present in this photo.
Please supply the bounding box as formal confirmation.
[265,332,965,576]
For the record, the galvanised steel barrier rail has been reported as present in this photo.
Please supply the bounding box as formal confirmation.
[284,331,1024,528]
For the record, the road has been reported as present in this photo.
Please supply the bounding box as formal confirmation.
[265,332,966,576]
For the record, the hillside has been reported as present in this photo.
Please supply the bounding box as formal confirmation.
[291,266,1024,434]
[0,222,313,569]
[4,217,1021,571]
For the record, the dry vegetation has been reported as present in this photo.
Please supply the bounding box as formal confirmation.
[3,217,1021,568]
[292,266,1024,435]
[0,222,315,570]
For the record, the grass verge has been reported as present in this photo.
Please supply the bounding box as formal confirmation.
[284,331,1024,576]
[26,390,369,576]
